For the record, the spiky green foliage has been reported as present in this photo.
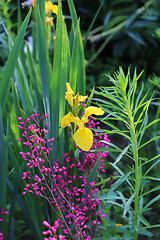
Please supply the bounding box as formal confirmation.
[94,67,160,239]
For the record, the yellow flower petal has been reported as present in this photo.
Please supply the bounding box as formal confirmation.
[83,106,104,119]
[61,112,72,128]
[51,4,58,14]
[71,114,81,126]
[74,127,93,151]
[75,92,79,105]
[45,1,53,12]
[75,93,88,105]
[66,82,74,94]
[45,1,58,14]
[78,95,88,102]
[65,92,74,107]
[65,83,74,107]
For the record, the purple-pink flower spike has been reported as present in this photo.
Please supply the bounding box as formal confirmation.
[18,112,110,239]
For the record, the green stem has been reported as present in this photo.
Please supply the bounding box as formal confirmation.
[130,119,139,240]
[127,101,139,240]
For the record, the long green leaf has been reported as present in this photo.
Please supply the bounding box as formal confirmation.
[37,7,50,116]
[0,9,31,111]
[0,107,7,233]
[143,194,160,211]
[67,0,78,31]
[26,44,43,112]
[123,193,135,217]
[51,1,71,161]
[6,178,42,240]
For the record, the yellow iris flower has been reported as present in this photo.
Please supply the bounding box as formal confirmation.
[61,83,104,151]
[65,82,88,108]
[29,0,64,25]
[31,0,58,13]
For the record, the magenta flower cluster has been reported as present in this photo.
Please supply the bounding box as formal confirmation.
[43,220,67,240]
[0,209,9,240]
[81,116,110,175]
[18,112,109,239]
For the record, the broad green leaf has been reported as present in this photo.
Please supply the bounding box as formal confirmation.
[76,23,86,95]
[8,219,15,240]
[51,1,70,161]
[69,22,80,93]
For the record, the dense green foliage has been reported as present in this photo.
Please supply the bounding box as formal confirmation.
[0,0,160,239]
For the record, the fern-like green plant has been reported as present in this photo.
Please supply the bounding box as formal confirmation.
[94,67,160,240]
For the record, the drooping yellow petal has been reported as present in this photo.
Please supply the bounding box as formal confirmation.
[65,92,74,107]
[74,127,93,151]
[66,82,74,94]
[61,112,73,128]
[51,4,58,15]
[83,106,104,119]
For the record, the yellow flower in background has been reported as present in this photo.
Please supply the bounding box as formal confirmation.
[115,224,123,227]
[45,1,58,15]
[61,106,104,151]
[30,0,58,15]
